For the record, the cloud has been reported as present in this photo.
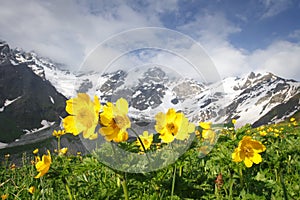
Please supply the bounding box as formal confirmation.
[260,0,292,19]
[177,12,248,78]
[0,0,164,68]
[178,12,241,43]
[176,10,300,81]
[249,40,300,80]
[288,29,300,40]
[82,27,220,82]
[0,0,299,81]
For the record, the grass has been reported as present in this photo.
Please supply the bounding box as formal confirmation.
[0,120,299,200]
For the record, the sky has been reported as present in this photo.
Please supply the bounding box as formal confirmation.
[0,0,300,81]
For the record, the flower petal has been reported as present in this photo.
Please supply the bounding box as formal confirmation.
[252,153,263,164]
[244,157,253,168]
[116,98,128,114]
[63,116,83,135]
[199,122,212,130]
[159,132,175,143]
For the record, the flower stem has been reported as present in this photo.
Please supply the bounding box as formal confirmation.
[239,167,244,187]
[57,136,61,152]
[171,165,177,199]
[228,171,234,200]
[62,177,73,200]
[215,184,220,200]
[130,128,146,151]
[130,128,151,162]
[40,177,45,200]
[280,170,289,200]
[65,182,73,200]
[120,173,129,200]
[179,165,183,177]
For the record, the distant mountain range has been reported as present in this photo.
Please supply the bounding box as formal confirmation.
[0,40,299,152]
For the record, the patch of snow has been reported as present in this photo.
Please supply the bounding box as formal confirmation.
[10,59,19,66]
[49,96,55,104]
[0,96,22,111]
[4,96,22,107]
[0,142,8,149]
[24,120,55,135]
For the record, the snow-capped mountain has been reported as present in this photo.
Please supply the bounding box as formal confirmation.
[94,67,299,128]
[1,40,299,143]
[0,41,67,144]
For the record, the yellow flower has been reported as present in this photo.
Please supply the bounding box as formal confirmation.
[52,130,66,138]
[199,121,216,144]
[59,147,68,155]
[99,98,131,142]
[155,108,195,143]
[10,163,16,170]
[292,121,298,126]
[4,154,10,159]
[28,186,35,194]
[63,93,100,140]
[290,117,295,122]
[202,129,216,144]
[259,130,267,136]
[258,126,265,131]
[232,136,266,168]
[35,150,51,178]
[33,148,39,154]
[1,194,8,200]
[199,122,212,130]
[232,119,237,124]
[136,131,153,151]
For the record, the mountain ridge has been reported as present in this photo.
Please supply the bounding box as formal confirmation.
[0,41,67,144]
[0,40,299,146]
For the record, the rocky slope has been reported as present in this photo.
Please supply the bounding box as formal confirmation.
[0,42,67,143]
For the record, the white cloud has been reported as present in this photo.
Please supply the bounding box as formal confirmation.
[179,12,241,43]
[288,29,300,40]
[249,40,300,80]
[0,0,299,81]
[260,0,292,19]
[81,27,220,82]
[177,12,249,79]
[176,10,300,81]
[0,0,163,68]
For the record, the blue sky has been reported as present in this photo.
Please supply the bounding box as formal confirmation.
[0,0,299,80]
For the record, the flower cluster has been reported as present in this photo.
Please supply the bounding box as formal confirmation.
[62,94,131,142]
[59,93,197,152]
[99,98,131,142]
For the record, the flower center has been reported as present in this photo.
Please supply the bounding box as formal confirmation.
[114,115,130,129]
[243,145,253,157]
[77,108,94,128]
[167,123,177,135]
